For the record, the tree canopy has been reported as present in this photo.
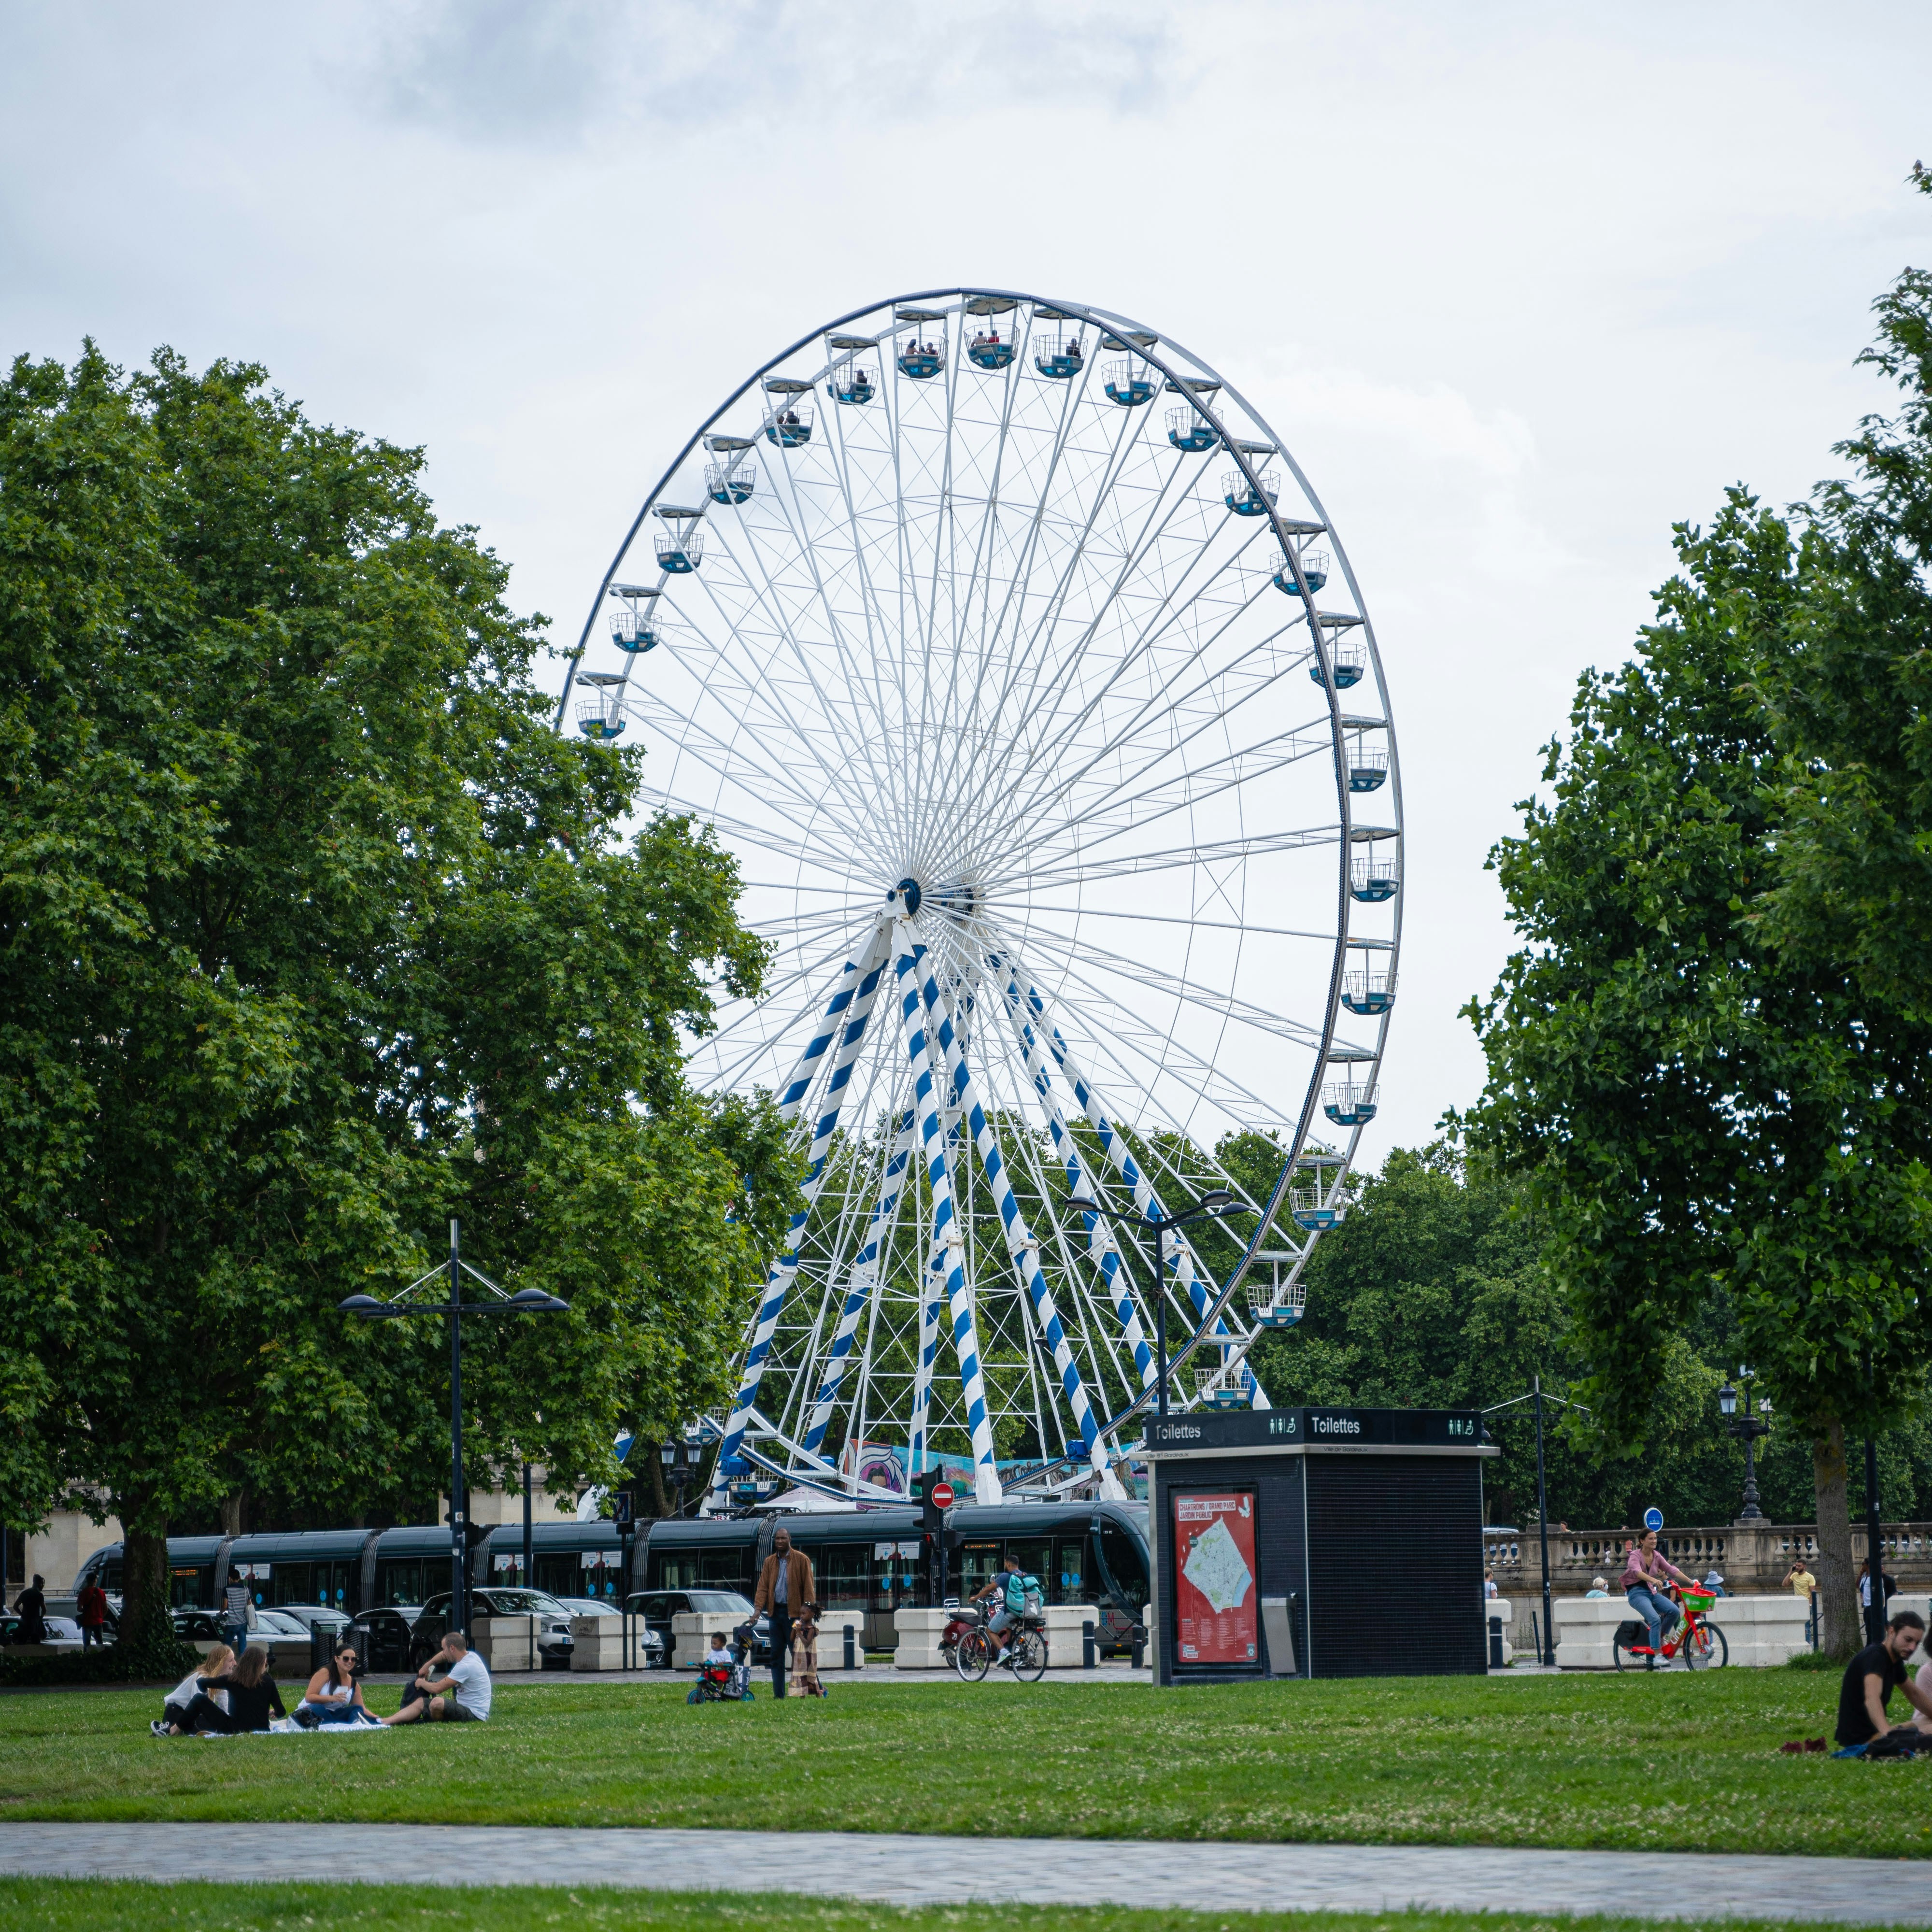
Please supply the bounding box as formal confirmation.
[1454,188,1932,1650]
[0,345,796,1659]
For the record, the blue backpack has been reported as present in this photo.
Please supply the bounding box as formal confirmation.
[1005,1571,1039,1615]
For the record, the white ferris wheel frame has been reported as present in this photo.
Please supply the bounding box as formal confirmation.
[554,287,1404,1509]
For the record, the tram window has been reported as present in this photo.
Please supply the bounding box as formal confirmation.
[534,1555,578,1599]
[100,1562,123,1596]
[698,1546,753,1594]
[813,1541,867,1610]
[652,1553,699,1590]
[957,1540,1001,1600]
[1098,1523,1149,1608]
[380,1561,425,1607]
[169,1566,210,1609]
[1005,1538,1052,1596]
[1055,1537,1090,1605]
[271,1563,312,1607]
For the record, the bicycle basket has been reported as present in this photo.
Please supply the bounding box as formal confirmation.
[1680,1591,1716,1613]
[1614,1620,1649,1648]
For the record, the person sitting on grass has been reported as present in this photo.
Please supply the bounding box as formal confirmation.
[1834,1608,1932,1754]
[178,1643,286,1734]
[385,1630,490,1725]
[297,1640,374,1726]
[154,1644,232,1736]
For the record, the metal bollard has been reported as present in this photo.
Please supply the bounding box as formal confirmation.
[1529,1610,1541,1665]
[1487,1614,1504,1669]
[843,1624,856,1671]
[1129,1622,1146,1669]
[1082,1620,1096,1669]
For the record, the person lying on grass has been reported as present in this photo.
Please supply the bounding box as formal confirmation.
[1835,1608,1932,1752]
[385,1630,491,1725]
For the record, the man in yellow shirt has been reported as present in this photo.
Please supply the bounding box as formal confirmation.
[1786,1559,1818,1598]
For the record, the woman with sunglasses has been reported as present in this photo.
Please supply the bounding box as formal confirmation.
[296,1640,375,1726]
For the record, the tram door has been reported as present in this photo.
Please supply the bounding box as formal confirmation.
[956,1538,1001,1605]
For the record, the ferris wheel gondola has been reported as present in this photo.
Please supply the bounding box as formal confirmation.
[554,288,1404,1509]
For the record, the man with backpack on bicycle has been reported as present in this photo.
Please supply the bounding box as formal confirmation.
[971,1563,1042,1668]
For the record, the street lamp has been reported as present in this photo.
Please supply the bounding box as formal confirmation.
[1065,1189,1239,1418]
[660,1429,702,1515]
[340,1219,568,1641]
[1717,1368,1771,1523]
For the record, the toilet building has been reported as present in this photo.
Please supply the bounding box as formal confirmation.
[1144,1406,1496,1683]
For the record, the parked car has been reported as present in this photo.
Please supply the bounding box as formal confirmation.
[410,1590,573,1671]
[623,1589,765,1668]
[0,1613,87,1648]
[346,1605,422,1673]
[270,1603,352,1641]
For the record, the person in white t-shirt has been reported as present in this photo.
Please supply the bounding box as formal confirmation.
[385,1630,491,1724]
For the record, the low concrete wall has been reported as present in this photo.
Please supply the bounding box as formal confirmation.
[568,1614,625,1672]
[473,1615,540,1674]
[893,1606,950,1670]
[670,1610,744,1669]
[1552,1592,1807,1668]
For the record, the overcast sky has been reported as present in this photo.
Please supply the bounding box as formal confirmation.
[6,1,1929,1164]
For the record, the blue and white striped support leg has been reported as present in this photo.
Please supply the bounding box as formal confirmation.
[908,1224,952,1479]
[893,920,1002,1504]
[801,1106,917,1456]
[709,922,892,1508]
[914,950,1110,1485]
[994,959,1157,1399]
[1012,958,1262,1407]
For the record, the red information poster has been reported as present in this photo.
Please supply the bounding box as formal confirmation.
[1172,1490,1259,1667]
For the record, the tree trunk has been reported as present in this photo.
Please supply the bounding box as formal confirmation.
[1813,1419,1860,1655]
[117,1516,191,1676]
[646,1447,668,1520]
[219,1490,246,1539]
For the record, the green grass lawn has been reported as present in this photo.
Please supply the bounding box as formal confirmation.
[0,1669,1923,1857]
[0,1892,1911,1932]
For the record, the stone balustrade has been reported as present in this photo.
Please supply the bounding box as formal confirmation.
[1486,1521,1932,1597]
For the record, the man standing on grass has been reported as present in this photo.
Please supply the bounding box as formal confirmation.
[1834,1609,1932,1754]
[75,1575,109,1650]
[385,1630,492,1725]
[753,1527,815,1700]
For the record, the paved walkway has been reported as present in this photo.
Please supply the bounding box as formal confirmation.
[2,1823,1928,1921]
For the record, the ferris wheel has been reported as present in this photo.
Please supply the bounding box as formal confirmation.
[557,288,1402,1510]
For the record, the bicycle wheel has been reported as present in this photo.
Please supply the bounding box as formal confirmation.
[1681,1620,1728,1669]
[1011,1628,1049,1683]
[955,1628,993,1683]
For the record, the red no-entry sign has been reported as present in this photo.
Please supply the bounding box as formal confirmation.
[929,1481,956,1509]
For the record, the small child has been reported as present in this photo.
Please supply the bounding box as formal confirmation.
[789,1601,826,1699]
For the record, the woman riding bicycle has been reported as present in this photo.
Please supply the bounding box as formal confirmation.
[1622,1529,1695,1662]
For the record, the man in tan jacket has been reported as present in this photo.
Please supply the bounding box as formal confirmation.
[753,1526,816,1698]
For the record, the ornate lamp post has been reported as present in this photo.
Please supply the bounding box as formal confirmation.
[340,1220,568,1640]
[1064,1190,1240,1418]
[1717,1369,1772,1523]
[660,1428,703,1515]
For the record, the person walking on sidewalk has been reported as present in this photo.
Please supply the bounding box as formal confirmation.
[753,1527,816,1699]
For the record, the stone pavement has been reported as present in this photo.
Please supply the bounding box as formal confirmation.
[2,1823,1930,1921]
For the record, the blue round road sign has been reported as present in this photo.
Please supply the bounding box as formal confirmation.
[1643,1506,1664,1533]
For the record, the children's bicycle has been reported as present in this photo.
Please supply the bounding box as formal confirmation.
[1613,1584,1729,1670]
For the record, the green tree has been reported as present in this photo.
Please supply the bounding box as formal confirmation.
[0,346,795,1665]
[1458,469,1932,1651]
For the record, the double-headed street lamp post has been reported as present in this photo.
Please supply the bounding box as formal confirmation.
[1717,1370,1772,1523]
[340,1220,568,1641]
[660,1430,702,1515]
[1065,1190,1239,1418]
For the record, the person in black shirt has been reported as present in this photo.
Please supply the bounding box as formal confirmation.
[180,1644,287,1734]
[1835,1609,1932,1750]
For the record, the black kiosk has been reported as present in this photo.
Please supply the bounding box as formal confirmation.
[1144,1406,1496,1683]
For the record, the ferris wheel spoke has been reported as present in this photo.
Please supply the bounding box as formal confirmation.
[981,825,1342,896]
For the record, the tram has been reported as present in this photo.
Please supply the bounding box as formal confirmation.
[70,1500,1152,1656]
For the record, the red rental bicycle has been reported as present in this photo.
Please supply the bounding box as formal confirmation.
[1613,1583,1729,1670]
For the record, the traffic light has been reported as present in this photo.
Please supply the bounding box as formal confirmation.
[912,1469,955,1533]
